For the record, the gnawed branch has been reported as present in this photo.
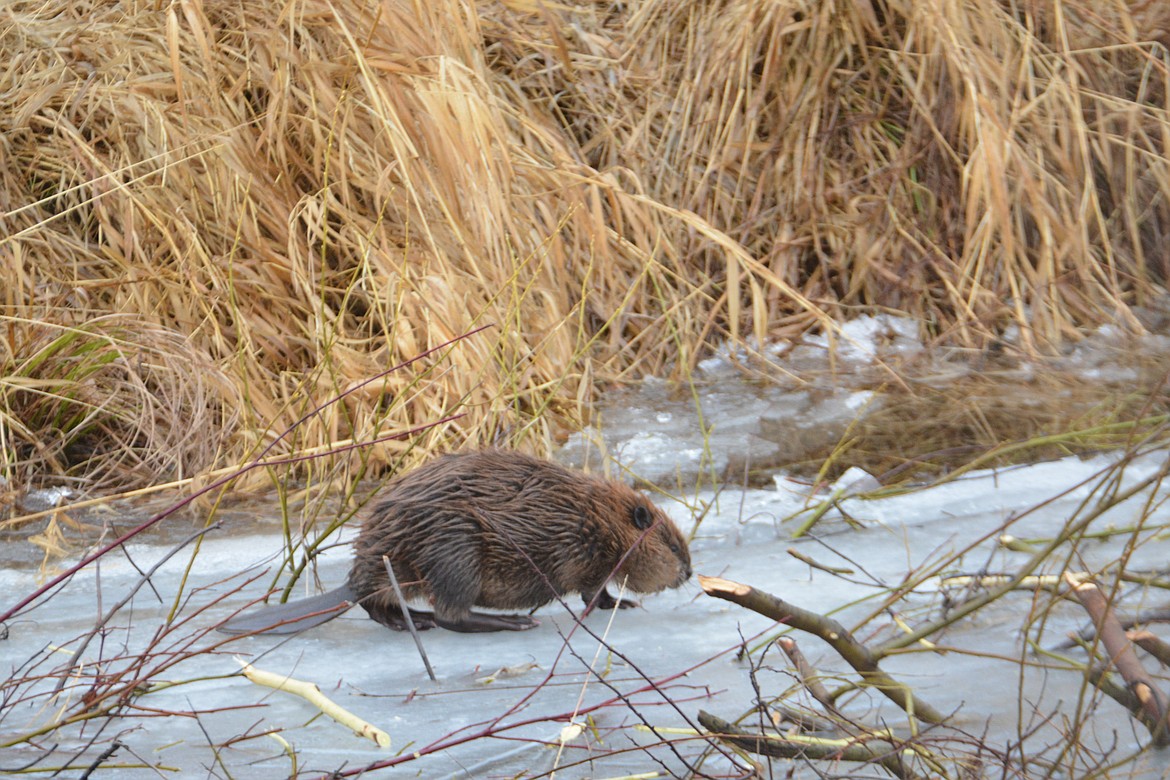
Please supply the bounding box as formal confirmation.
[236,660,391,748]
[1065,573,1170,745]
[698,575,947,725]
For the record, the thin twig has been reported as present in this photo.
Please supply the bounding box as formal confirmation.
[77,741,122,780]
[54,522,222,695]
[381,555,436,682]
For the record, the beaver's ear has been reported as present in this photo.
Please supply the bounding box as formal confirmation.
[631,504,652,530]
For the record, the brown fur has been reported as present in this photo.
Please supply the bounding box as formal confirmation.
[347,450,691,632]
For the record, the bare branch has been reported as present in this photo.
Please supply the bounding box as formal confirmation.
[698,575,947,725]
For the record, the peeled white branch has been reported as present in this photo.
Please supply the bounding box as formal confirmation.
[235,658,391,748]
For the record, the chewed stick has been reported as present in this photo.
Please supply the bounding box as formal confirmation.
[1064,572,1170,745]
[235,659,391,748]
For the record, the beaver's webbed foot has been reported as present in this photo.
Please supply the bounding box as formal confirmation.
[435,611,540,632]
[365,604,439,632]
[590,588,640,611]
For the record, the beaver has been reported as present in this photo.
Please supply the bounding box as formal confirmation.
[219,450,692,634]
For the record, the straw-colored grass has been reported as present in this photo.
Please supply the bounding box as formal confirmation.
[828,369,1170,482]
[3,0,1170,492]
[0,315,236,491]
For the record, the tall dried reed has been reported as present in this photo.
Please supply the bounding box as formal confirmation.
[3,0,1169,490]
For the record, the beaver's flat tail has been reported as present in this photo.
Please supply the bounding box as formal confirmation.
[218,586,356,635]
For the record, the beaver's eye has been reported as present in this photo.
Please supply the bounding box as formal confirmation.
[632,504,652,530]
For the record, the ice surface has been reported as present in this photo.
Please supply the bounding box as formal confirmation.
[4,443,1169,778]
[5,316,1170,777]
[800,314,923,363]
[564,311,1170,496]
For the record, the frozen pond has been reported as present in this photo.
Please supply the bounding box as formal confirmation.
[4,451,1170,777]
[4,318,1170,778]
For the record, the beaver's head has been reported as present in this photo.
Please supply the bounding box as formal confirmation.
[607,487,691,594]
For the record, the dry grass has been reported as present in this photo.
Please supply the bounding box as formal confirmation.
[3,0,1170,492]
[0,315,236,491]
[817,365,1170,482]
